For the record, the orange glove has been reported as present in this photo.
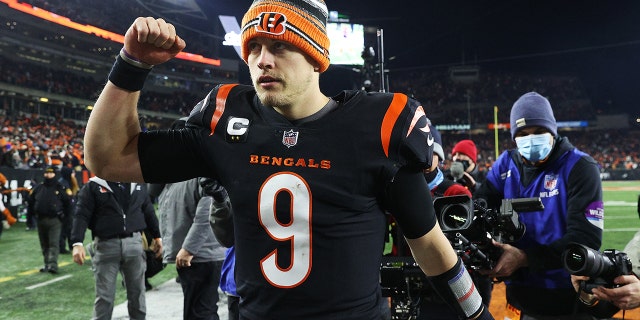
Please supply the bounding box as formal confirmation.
[2,208,16,225]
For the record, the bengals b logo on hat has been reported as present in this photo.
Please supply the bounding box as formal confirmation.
[240,0,330,72]
[256,12,287,35]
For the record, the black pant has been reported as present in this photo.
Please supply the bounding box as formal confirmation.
[177,260,224,320]
[58,212,72,251]
[26,211,37,229]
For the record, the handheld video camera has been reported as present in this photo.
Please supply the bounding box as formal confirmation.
[433,195,543,271]
[562,242,633,293]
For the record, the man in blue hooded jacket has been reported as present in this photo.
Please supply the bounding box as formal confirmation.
[476,92,604,319]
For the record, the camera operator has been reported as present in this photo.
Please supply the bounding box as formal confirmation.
[475,92,603,319]
[572,274,640,312]
[447,139,482,193]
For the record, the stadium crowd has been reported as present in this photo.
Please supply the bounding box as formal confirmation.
[2,56,638,174]
[1,59,639,174]
[393,69,599,125]
[1,112,637,175]
[0,56,605,121]
[0,113,84,170]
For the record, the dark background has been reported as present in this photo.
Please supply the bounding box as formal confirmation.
[189,0,640,116]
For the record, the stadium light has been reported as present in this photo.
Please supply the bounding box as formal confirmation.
[1,0,221,66]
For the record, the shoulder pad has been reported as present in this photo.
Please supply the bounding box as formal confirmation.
[185,84,253,130]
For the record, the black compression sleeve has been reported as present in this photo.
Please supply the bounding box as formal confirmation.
[138,128,211,183]
[386,168,437,239]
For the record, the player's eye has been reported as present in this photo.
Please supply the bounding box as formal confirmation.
[247,41,261,52]
[272,41,288,51]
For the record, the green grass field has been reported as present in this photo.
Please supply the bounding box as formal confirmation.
[0,181,638,320]
[0,226,177,320]
[601,181,640,250]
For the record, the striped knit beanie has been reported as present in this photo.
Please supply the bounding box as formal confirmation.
[240,0,330,72]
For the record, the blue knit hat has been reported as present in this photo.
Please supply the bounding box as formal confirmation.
[510,92,557,139]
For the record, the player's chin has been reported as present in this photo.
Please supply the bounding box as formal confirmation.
[257,91,285,107]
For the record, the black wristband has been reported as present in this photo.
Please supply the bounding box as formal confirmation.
[108,55,152,92]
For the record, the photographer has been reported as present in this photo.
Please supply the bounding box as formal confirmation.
[475,92,603,319]
[571,274,640,311]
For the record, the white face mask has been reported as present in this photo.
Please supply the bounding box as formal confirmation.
[515,133,553,162]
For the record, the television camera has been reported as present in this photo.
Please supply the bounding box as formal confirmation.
[433,195,543,271]
[378,195,542,319]
[562,242,633,293]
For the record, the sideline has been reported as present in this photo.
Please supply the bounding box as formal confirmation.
[112,278,229,320]
[26,274,73,290]
[0,261,74,284]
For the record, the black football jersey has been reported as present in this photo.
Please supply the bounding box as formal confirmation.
[139,84,435,319]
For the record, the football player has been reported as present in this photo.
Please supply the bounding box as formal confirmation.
[84,1,493,319]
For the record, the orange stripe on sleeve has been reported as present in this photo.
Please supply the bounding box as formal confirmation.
[210,84,239,135]
[380,93,408,157]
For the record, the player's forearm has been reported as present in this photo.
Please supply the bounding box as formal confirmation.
[85,82,144,182]
[409,226,493,319]
[406,224,458,276]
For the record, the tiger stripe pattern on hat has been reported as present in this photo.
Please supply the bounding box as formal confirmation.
[241,0,330,72]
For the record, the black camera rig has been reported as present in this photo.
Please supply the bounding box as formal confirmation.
[562,242,633,293]
[380,256,428,320]
[433,195,543,271]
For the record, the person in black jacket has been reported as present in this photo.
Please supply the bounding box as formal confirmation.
[70,177,162,320]
[27,166,72,274]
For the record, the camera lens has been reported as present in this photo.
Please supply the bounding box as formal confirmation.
[433,195,473,232]
[563,243,615,277]
[442,204,470,230]
[565,250,586,272]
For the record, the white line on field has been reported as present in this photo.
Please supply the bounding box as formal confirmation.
[604,228,640,232]
[26,274,72,290]
[604,201,637,206]
[605,216,639,219]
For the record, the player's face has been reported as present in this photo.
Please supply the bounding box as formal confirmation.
[247,37,318,109]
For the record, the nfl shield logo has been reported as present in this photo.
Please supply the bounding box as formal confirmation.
[544,174,557,191]
[282,129,299,148]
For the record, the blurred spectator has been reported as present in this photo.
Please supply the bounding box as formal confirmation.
[1,144,19,168]
[447,139,482,193]
[28,166,72,274]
